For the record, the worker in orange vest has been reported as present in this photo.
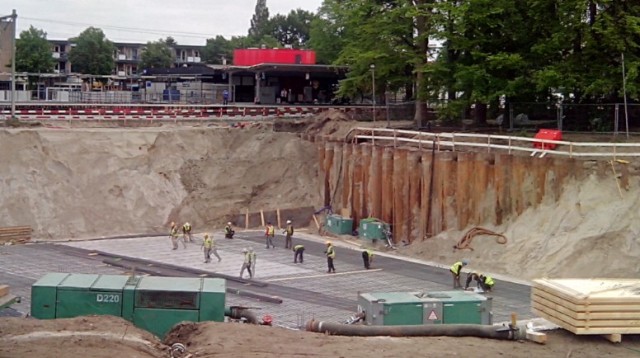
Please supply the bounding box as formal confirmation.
[265,222,276,249]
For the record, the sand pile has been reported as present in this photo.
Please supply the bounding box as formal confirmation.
[0,126,321,239]
[401,171,640,280]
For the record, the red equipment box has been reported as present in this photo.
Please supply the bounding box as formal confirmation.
[533,129,562,150]
[233,48,316,66]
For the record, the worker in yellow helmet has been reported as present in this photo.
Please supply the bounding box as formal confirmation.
[224,222,235,239]
[324,241,336,273]
[362,249,374,269]
[169,222,181,250]
[450,259,468,289]
[182,222,193,243]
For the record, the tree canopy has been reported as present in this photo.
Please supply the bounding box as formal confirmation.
[68,27,114,75]
[140,38,174,69]
[249,0,270,40]
[16,26,55,73]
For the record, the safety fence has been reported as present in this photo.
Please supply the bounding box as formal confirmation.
[352,127,640,159]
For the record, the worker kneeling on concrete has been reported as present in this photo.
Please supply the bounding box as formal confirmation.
[293,244,305,263]
[224,222,235,239]
[450,259,468,289]
[465,272,495,292]
[362,249,374,269]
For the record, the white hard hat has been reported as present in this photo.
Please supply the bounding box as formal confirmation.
[242,248,248,253]
[227,222,232,225]
[287,220,291,224]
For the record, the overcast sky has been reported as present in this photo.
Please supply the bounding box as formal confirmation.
[3,0,324,45]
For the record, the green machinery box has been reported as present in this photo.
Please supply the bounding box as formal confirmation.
[358,219,388,240]
[31,273,225,338]
[357,291,492,326]
[325,214,353,235]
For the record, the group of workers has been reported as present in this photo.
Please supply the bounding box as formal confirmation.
[450,259,496,292]
[171,221,496,291]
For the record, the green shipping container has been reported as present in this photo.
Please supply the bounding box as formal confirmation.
[325,214,353,235]
[30,273,226,339]
[358,292,424,326]
[358,219,388,240]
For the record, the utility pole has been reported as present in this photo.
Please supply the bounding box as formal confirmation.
[370,64,376,122]
[1,10,17,119]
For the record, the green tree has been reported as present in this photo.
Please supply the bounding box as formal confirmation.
[16,26,55,73]
[202,36,233,64]
[270,9,316,48]
[68,27,114,75]
[249,0,270,40]
[140,38,174,69]
[308,2,344,64]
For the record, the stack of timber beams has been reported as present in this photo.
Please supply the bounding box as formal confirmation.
[0,226,32,244]
[532,278,640,342]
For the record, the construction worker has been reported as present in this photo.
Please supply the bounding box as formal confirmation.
[450,259,468,289]
[249,247,256,278]
[265,222,276,249]
[224,222,235,239]
[362,249,374,269]
[202,233,221,263]
[169,221,181,250]
[283,220,294,249]
[239,248,253,279]
[182,222,193,243]
[202,233,213,263]
[293,244,305,263]
[325,241,336,273]
[465,272,495,292]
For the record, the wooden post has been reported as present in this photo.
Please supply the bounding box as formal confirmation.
[420,151,433,240]
[351,144,364,226]
[260,209,265,227]
[245,208,249,229]
[456,152,472,230]
[277,208,282,228]
[341,144,353,216]
[407,150,421,243]
[380,147,394,225]
[369,146,383,220]
[392,149,407,243]
[324,141,335,207]
[361,144,372,219]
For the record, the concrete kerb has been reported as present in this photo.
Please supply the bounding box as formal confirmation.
[240,228,533,287]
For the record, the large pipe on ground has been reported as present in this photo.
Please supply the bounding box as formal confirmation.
[225,307,260,324]
[305,320,526,341]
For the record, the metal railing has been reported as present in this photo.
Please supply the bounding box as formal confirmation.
[353,127,640,159]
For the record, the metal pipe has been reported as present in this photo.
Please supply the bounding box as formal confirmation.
[306,320,527,341]
[225,307,259,324]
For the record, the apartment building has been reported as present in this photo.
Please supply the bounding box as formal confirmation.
[49,40,204,76]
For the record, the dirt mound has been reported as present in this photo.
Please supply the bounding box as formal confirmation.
[0,315,165,358]
[0,127,321,239]
[161,320,636,358]
[400,172,640,280]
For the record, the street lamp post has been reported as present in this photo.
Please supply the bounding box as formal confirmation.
[370,64,376,122]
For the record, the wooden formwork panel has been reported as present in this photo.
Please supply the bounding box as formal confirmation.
[532,278,640,337]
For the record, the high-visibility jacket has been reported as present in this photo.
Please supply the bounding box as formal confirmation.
[170,226,179,238]
[326,245,336,258]
[203,237,213,248]
[286,224,294,236]
[250,252,257,264]
[293,244,304,251]
[450,261,463,275]
[225,225,233,234]
[482,275,495,287]
[266,225,275,236]
[365,249,374,258]
[183,223,191,232]
[244,252,252,264]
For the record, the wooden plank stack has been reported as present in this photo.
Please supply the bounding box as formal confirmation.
[532,278,640,342]
[0,226,32,244]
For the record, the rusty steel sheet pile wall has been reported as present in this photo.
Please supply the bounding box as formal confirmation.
[316,136,579,243]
